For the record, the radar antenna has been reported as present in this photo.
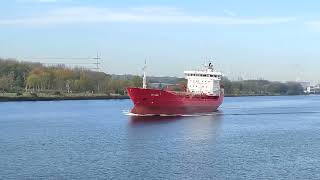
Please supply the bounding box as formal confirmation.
[208,57,214,70]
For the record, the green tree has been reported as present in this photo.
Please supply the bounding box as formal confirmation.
[0,76,11,92]
[286,82,303,95]
[221,77,232,95]
[131,76,143,87]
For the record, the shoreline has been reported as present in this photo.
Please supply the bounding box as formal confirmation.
[0,95,129,102]
[224,94,306,97]
[0,93,308,102]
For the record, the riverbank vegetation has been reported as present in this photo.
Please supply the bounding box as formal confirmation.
[0,58,142,96]
[222,78,304,96]
[0,58,304,99]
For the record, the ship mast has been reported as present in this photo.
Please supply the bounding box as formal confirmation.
[143,59,147,89]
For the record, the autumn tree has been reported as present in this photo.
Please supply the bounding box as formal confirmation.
[0,76,11,92]
[26,74,41,91]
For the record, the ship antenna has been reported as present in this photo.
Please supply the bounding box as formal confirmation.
[143,58,147,89]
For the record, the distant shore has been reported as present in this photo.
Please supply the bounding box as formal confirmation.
[0,92,307,102]
[0,93,129,102]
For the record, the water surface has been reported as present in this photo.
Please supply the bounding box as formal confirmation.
[1,96,320,179]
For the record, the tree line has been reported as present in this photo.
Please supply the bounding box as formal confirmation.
[222,78,304,96]
[0,58,304,96]
[0,58,142,95]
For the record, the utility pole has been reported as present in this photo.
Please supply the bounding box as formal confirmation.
[93,52,101,72]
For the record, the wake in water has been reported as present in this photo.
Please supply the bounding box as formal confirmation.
[122,110,320,117]
[122,110,220,117]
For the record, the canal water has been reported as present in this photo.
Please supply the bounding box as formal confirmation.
[1,96,320,179]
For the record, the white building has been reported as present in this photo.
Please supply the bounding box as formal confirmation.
[184,63,222,96]
[306,84,320,94]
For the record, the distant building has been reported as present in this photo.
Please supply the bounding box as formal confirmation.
[306,84,320,94]
[298,82,311,94]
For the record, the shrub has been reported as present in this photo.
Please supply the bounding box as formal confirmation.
[16,92,23,96]
[53,91,61,96]
[30,92,38,97]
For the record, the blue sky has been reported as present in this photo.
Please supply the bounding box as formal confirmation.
[1,0,320,83]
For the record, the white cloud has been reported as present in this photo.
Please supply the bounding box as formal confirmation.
[223,9,237,17]
[0,6,296,26]
[305,21,320,31]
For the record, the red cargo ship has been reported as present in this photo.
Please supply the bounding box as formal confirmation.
[127,63,224,115]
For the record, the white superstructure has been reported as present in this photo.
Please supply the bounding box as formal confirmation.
[184,63,222,96]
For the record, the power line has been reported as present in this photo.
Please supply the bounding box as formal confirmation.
[23,57,99,60]
[21,54,102,71]
[42,63,97,65]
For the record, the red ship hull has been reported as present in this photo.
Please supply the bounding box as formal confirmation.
[127,87,224,115]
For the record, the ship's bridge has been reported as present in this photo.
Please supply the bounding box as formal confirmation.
[184,65,222,96]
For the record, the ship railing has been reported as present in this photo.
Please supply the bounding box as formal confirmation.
[169,91,220,98]
[168,91,190,96]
